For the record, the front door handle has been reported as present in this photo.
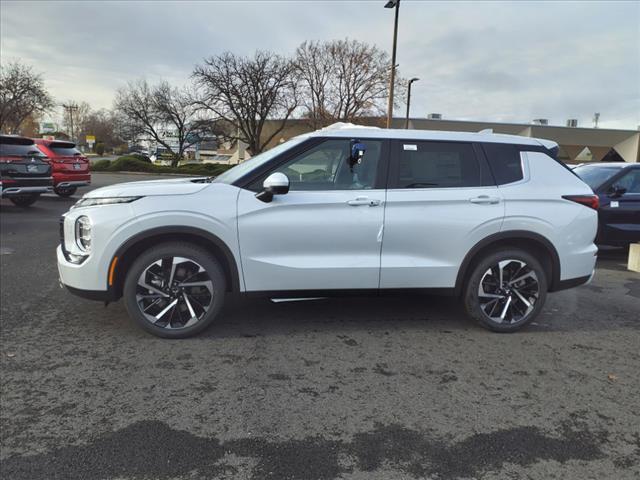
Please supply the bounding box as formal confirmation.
[469,195,500,205]
[347,197,381,207]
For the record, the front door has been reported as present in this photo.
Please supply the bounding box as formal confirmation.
[237,138,387,292]
[380,140,504,289]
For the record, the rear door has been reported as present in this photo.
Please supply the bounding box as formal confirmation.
[380,140,503,289]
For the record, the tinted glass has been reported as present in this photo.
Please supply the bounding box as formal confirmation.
[573,165,623,190]
[269,139,382,191]
[615,169,640,194]
[393,141,481,188]
[0,143,45,157]
[214,137,306,185]
[482,143,523,185]
[50,144,81,156]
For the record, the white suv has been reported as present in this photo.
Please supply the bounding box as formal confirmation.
[57,125,598,338]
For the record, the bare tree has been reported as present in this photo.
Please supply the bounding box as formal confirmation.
[295,39,404,127]
[192,51,298,155]
[0,61,54,134]
[114,79,210,166]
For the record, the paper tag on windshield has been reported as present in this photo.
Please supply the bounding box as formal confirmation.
[611,201,619,208]
[403,144,417,151]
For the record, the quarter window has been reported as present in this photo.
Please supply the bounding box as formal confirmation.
[392,141,483,188]
[482,143,524,185]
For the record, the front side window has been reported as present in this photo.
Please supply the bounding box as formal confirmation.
[392,141,483,189]
[265,139,383,191]
[615,169,640,194]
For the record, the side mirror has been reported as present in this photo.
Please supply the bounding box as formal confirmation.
[607,185,626,198]
[255,172,290,203]
[350,141,366,167]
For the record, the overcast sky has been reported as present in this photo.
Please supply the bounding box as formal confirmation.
[1,0,639,129]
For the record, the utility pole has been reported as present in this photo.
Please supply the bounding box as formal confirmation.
[384,0,400,129]
[405,77,419,129]
[62,103,79,141]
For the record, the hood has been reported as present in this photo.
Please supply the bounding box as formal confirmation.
[84,177,211,198]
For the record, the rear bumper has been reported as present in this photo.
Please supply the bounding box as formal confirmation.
[53,172,91,187]
[552,272,593,292]
[2,185,53,197]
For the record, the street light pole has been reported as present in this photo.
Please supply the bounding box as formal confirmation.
[385,0,400,129]
[405,77,419,129]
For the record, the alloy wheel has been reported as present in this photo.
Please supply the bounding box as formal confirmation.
[477,259,540,324]
[136,256,214,330]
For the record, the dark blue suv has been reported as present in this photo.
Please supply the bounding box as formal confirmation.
[573,163,640,246]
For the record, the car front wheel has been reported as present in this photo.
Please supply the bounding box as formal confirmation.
[463,249,547,332]
[123,242,226,338]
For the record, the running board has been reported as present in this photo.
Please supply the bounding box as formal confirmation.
[270,297,327,303]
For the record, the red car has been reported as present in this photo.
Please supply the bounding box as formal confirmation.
[33,139,91,197]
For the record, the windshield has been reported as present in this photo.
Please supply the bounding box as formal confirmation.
[573,164,623,189]
[213,136,307,184]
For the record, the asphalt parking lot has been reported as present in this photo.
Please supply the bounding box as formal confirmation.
[1,172,639,480]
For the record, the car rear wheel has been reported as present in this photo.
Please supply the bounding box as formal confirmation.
[463,249,547,332]
[9,194,40,207]
[55,186,77,197]
[123,242,226,338]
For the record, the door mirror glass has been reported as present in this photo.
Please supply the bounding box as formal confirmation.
[607,184,626,198]
[256,172,290,202]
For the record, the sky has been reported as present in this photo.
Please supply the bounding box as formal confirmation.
[1,0,639,130]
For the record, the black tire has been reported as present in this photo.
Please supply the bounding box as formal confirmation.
[123,242,226,338]
[463,248,547,333]
[9,194,40,207]
[55,186,77,197]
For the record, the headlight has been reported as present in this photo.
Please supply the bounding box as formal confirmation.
[75,216,92,252]
[73,196,141,209]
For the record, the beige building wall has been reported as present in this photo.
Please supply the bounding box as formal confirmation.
[254,117,639,163]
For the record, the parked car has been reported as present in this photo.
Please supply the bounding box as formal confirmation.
[1,135,53,207]
[573,162,640,246]
[58,125,598,338]
[33,139,91,197]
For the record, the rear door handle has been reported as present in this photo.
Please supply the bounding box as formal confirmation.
[347,197,381,207]
[469,195,500,205]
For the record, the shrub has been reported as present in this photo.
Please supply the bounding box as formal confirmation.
[91,156,234,176]
[92,159,112,171]
[108,156,155,172]
[129,153,151,163]
[95,142,105,155]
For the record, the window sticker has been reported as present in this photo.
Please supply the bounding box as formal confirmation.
[403,144,417,151]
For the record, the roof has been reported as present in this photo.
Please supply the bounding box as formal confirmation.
[33,138,75,147]
[303,123,549,148]
[0,134,34,145]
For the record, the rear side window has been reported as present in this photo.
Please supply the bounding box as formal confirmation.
[482,143,523,185]
[391,141,484,189]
